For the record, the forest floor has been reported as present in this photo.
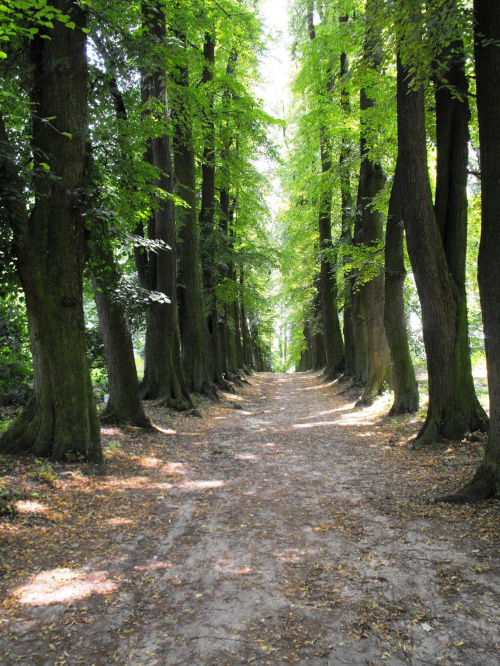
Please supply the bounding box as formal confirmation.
[0,372,499,666]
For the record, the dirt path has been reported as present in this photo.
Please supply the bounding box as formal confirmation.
[1,373,499,665]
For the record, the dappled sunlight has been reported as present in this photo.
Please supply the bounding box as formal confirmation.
[154,425,177,435]
[215,558,254,576]
[14,500,51,516]
[104,517,133,526]
[295,380,338,392]
[235,454,261,460]
[13,568,117,606]
[134,559,171,572]
[297,403,357,421]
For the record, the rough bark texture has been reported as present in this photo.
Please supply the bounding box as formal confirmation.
[439,0,500,499]
[172,52,215,398]
[0,3,102,462]
[198,33,226,387]
[384,158,419,415]
[397,55,484,446]
[355,14,391,406]
[91,255,149,428]
[137,5,191,409]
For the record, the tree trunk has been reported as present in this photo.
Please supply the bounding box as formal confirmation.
[137,4,191,409]
[397,55,483,445]
[439,0,500,500]
[356,12,391,406]
[91,248,149,427]
[384,157,419,415]
[171,50,215,398]
[198,32,226,388]
[434,34,488,430]
[0,3,102,462]
[339,43,355,377]
[307,6,344,378]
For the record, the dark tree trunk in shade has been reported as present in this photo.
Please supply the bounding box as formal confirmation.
[0,3,102,462]
[171,53,215,398]
[91,251,149,428]
[433,37,488,430]
[137,5,191,408]
[199,32,226,387]
[355,11,391,406]
[439,1,500,500]
[384,157,419,415]
[397,55,486,446]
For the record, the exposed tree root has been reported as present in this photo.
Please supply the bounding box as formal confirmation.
[434,466,498,504]
[99,405,152,429]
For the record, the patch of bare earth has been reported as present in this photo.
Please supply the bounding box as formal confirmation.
[0,372,499,665]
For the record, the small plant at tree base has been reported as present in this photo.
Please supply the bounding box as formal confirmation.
[33,460,57,486]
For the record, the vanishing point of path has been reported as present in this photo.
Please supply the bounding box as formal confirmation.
[1,373,499,665]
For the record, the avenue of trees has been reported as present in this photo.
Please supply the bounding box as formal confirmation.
[0,0,499,501]
[278,0,500,500]
[0,0,276,460]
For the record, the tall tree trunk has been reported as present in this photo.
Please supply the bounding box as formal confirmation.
[433,33,488,429]
[356,10,391,406]
[171,50,215,398]
[198,32,227,388]
[307,6,344,379]
[137,4,191,409]
[0,3,102,462]
[339,38,355,377]
[384,156,419,414]
[397,54,483,446]
[441,0,500,500]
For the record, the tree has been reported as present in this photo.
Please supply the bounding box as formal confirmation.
[0,2,102,462]
[136,2,192,408]
[384,155,419,414]
[353,0,391,405]
[440,0,500,500]
[396,2,487,446]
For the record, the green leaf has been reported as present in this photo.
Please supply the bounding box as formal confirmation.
[40,162,50,170]
[61,131,72,139]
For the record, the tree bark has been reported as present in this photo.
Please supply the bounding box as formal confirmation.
[0,3,102,462]
[307,6,344,379]
[439,0,500,499]
[91,247,149,427]
[397,54,484,446]
[137,4,191,409]
[355,10,391,406]
[384,157,419,415]
[171,48,215,398]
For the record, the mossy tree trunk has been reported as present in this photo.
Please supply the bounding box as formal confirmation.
[0,2,102,462]
[397,51,485,446]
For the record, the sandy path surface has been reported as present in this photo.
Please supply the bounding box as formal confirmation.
[1,372,499,665]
